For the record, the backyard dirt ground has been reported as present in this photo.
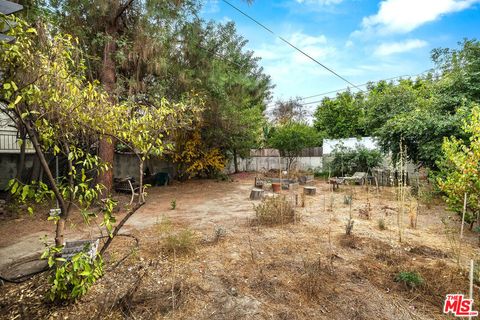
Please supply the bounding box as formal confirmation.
[0,173,479,319]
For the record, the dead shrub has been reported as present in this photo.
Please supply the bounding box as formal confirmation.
[339,234,362,249]
[415,261,473,307]
[358,199,372,219]
[408,245,449,258]
[408,199,418,228]
[375,250,405,266]
[253,196,298,226]
[298,257,335,300]
[116,280,186,318]
[360,246,477,312]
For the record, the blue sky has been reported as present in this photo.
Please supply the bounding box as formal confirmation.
[201,0,480,113]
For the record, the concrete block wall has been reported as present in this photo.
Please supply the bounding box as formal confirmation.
[114,153,175,180]
[0,154,34,190]
[226,156,323,174]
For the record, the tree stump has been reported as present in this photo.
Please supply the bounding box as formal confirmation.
[303,186,316,196]
[250,188,264,200]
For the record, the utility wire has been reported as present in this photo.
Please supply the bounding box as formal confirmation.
[298,69,434,106]
[298,75,409,101]
[221,0,364,92]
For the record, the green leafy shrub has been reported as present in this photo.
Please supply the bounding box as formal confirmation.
[378,218,386,230]
[313,169,329,179]
[213,225,227,243]
[395,271,424,289]
[214,172,231,182]
[268,122,319,170]
[474,226,480,247]
[437,105,480,228]
[42,247,103,301]
[328,143,383,176]
[170,199,177,210]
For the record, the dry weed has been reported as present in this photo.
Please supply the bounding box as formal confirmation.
[339,234,362,249]
[253,196,298,226]
[163,229,197,255]
[408,199,418,228]
[298,256,336,300]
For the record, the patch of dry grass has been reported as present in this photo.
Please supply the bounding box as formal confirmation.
[253,196,298,226]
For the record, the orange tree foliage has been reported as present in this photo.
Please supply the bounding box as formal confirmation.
[172,129,225,179]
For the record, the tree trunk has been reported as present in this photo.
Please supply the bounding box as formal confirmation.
[233,149,239,173]
[139,160,144,204]
[16,129,27,182]
[98,137,114,193]
[100,201,144,256]
[97,23,118,193]
[6,128,26,203]
[24,122,68,247]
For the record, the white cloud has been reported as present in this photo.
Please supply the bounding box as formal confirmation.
[289,32,327,46]
[374,39,428,56]
[253,32,332,64]
[287,32,334,64]
[345,40,354,48]
[361,0,480,34]
[249,31,341,100]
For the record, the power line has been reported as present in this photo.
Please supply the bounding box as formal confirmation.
[221,0,364,92]
[298,75,409,101]
[298,69,434,106]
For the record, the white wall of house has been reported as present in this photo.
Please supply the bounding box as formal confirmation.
[323,137,378,155]
[0,112,34,154]
[0,112,36,189]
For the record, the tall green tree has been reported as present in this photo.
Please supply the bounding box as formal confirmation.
[313,90,366,140]
[46,0,198,191]
[437,104,480,229]
[268,122,319,171]
[166,20,272,174]
[314,39,480,169]
[366,39,480,167]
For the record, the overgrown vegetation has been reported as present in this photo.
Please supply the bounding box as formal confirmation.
[437,105,480,229]
[328,144,383,176]
[44,250,103,301]
[314,39,480,171]
[268,122,319,170]
[1,0,480,316]
[0,14,197,300]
